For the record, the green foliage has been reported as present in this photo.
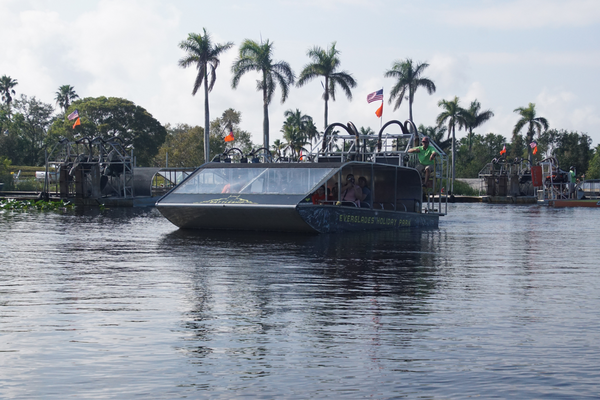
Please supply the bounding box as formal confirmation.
[154,124,204,167]
[585,145,600,179]
[0,198,74,211]
[14,177,43,191]
[210,108,255,155]
[13,95,55,165]
[153,109,255,167]
[455,133,506,178]
[280,109,318,159]
[47,97,167,166]
[0,156,14,189]
[452,179,479,196]
[540,129,592,173]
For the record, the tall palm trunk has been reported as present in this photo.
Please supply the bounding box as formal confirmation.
[451,124,456,194]
[408,88,414,122]
[203,69,210,163]
[263,97,269,151]
[323,77,329,130]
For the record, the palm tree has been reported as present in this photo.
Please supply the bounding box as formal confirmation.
[54,85,79,113]
[384,59,436,122]
[281,109,315,159]
[297,42,356,130]
[0,75,18,114]
[281,123,308,160]
[513,103,549,166]
[179,29,233,163]
[436,96,467,193]
[462,100,494,153]
[231,39,295,151]
[283,109,319,145]
[271,139,286,159]
[360,126,378,153]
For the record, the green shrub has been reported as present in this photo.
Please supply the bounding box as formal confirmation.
[15,178,44,191]
[437,178,479,196]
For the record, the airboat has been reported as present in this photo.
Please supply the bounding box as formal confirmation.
[156,120,449,233]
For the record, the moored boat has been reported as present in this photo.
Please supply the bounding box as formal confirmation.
[156,120,449,233]
[535,157,599,208]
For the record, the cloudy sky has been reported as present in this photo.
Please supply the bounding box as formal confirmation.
[2,0,599,148]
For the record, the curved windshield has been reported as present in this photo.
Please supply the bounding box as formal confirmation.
[172,167,336,195]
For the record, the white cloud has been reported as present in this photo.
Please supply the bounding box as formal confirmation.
[443,0,600,29]
[536,89,600,133]
[427,54,470,93]
[464,82,487,104]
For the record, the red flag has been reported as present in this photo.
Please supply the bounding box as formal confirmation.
[72,117,81,129]
[500,144,506,155]
[224,131,234,142]
[375,103,383,118]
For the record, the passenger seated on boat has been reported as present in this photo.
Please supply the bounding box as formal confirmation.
[408,136,437,187]
[340,174,363,206]
[311,186,327,204]
[328,182,339,201]
[221,174,245,193]
[357,176,371,208]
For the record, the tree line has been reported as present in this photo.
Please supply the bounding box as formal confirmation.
[1,27,599,187]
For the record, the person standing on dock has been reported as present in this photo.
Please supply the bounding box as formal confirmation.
[408,137,438,187]
[569,166,577,198]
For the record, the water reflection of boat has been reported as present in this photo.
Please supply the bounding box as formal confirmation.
[156,120,449,233]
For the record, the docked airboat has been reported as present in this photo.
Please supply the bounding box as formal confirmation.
[156,120,449,233]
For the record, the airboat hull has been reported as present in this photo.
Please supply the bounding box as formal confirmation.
[549,199,600,208]
[157,202,440,234]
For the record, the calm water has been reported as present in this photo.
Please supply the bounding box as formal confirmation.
[1,203,599,399]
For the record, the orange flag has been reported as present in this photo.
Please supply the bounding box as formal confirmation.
[72,117,81,129]
[500,144,506,155]
[533,145,538,155]
[224,131,234,142]
[375,103,383,118]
